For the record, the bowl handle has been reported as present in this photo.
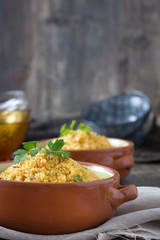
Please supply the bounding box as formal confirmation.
[112,184,137,209]
[113,155,134,170]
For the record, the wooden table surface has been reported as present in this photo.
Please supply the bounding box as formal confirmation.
[121,123,160,187]
[121,162,160,187]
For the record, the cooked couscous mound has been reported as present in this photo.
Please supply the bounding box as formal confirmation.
[0,149,101,182]
[57,130,113,150]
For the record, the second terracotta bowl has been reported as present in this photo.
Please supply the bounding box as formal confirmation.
[38,138,134,180]
[0,161,137,235]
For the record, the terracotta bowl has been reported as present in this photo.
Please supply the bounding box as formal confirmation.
[0,161,137,235]
[38,138,134,180]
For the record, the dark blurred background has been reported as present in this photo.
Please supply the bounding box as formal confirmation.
[0,0,160,142]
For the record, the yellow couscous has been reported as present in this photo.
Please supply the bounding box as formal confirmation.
[0,149,101,183]
[56,130,114,150]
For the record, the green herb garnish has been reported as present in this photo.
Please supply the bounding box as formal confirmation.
[13,139,70,164]
[13,149,30,164]
[45,139,70,159]
[49,172,53,177]
[59,120,76,136]
[13,141,41,164]
[59,120,91,136]
[73,175,83,182]
[77,122,91,132]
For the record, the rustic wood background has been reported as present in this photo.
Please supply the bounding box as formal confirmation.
[0,0,160,121]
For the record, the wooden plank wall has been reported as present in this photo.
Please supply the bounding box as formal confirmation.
[0,0,160,121]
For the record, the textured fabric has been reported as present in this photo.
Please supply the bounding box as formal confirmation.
[0,187,160,240]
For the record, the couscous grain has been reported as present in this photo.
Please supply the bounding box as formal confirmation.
[0,149,101,183]
[56,130,114,150]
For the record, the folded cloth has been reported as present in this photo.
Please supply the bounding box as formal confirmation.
[0,187,160,240]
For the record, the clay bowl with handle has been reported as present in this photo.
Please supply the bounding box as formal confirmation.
[0,161,137,235]
[38,138,134,180]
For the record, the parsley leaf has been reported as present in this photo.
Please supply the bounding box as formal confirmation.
[13,141,41,164]
[45,149,51,154]
[13,149,28,164]
[59,123,68,136]
[22,141,37,150]
[47,139,70,159]
[60,151,70,159]
[30,149,39,157]
[59,120,76,136]
[48,139,66,151]
[59,120,91,136]
[73,175,83,182]
[13,139,70,164]
[77,122,91,132]
[53,151,70,159]
[70,120,76,130]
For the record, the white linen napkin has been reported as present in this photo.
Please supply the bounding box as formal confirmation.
[0,187,160,240]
